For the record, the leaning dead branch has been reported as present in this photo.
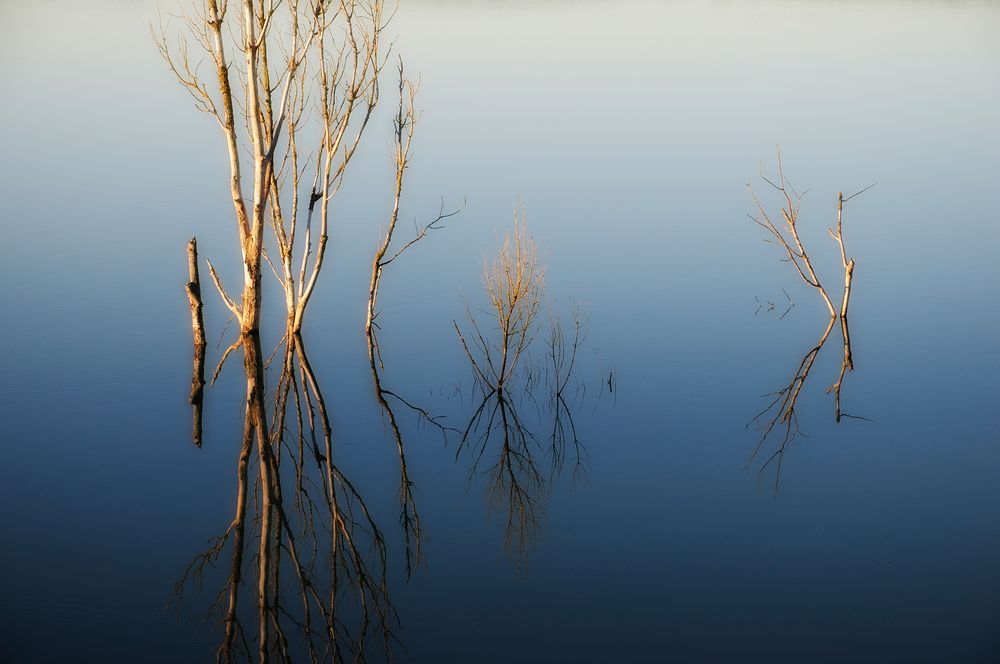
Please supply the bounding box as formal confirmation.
[366,328,459,579]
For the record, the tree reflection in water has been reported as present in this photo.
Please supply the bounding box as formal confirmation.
[457,293,592,564]
[178,330,397,664]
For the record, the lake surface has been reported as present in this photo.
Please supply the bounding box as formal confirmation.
[2,0,1000,661]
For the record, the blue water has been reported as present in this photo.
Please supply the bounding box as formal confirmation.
[1,0,999,661]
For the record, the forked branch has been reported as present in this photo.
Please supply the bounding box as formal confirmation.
[747,148,836,318]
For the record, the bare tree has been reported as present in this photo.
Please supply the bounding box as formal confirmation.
[155,0,391,335]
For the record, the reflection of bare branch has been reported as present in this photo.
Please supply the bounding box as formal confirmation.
[778,288,795,319]
[284,331,396,663]
[747,317,836,495]
[458,389,544,564]
[825,315,872,424]
[218,385,256,664]
[828,315,853,424]
[546,307,589,483]
[366,333,433,580]
[748,313,870,493]
[365,263,463,578]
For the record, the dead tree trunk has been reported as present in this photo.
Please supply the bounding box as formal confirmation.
[186,238,207,447]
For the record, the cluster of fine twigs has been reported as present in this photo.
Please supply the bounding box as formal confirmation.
[745,149,874,493]
[455,211,545,392]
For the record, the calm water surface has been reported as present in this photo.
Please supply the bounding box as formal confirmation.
[2,0,999,661]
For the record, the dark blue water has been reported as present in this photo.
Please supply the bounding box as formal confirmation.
[2,0,999,661]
